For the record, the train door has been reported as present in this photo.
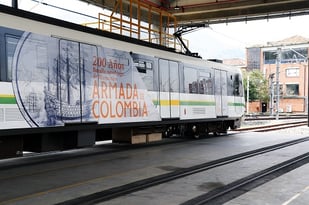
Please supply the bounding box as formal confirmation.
[159,59,180,119]
[80,43,98,122]
[58,40,96,123]
[214,69,228,117]
[59,40,81,123]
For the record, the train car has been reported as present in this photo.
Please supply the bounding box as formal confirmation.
[0,5,245,158]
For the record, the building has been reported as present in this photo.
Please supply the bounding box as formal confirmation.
[246,35,309,114]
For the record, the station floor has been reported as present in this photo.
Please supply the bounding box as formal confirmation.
[226,164,309,205]
[0,125,309,205]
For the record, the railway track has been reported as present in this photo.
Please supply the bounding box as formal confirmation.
[244,114,308,121]
[55,136,309,205]
[3,119,302,166]
[236,120,307,132]
[181,152,309,205]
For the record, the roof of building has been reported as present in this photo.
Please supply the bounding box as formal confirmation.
[248,35,309,48]
[223,58,246,67]
[267,35,309,46]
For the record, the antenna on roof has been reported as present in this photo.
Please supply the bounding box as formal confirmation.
[173,23,208,57]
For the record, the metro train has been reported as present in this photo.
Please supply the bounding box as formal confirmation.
[0,5,245,158]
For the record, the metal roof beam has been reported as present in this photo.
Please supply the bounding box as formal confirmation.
[174,1,309,25]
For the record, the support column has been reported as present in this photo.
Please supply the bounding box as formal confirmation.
[276,48,281,120]
[12,0,18,9]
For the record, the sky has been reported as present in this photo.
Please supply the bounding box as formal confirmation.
[2,0,309,60]
[186,16,309,60]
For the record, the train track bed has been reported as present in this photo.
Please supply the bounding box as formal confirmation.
[1,126,309,204]
[244,113,307,121]
[56,137,309,205]
[236,119,308,132]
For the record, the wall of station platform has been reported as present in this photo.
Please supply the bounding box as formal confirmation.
[247,98,307,114]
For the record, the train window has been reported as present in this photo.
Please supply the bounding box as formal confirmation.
[5,35,20,81]
[134,59,154,91]
[184,67,198,94]
[199,71,213,95]
[227,73,234,96]
[134,60,153,73]
[214,70,221,95]
[159,59,169,92]
[238,75,244,97]
[169,61,179,92]
[233,74,242,96]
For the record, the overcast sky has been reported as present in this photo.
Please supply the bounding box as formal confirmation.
[2,0,309,60]
[186,16,309,60]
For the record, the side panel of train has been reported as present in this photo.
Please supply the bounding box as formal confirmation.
[0,26,244,129]
[0,7,245,158]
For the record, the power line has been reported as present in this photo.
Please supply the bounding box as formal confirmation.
[30,0,98,20]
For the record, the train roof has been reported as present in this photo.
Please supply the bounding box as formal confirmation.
[0,4,240,73]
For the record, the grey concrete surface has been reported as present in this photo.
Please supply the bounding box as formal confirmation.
[0,125,308,205]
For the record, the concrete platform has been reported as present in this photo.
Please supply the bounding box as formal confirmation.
[225,164,309,205]
[0,126,308,204]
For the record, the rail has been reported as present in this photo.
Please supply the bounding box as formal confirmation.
[237,120,308,132]
[55,137,309,205]
[182,152,309,204]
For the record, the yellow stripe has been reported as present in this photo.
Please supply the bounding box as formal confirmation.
[0,94,14,98]
[160,100,180,106]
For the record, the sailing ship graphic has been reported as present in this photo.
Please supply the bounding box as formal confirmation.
[44,41,92,125]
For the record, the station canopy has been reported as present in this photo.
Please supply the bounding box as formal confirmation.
[79,0,309,26]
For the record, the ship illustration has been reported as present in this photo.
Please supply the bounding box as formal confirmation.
[44,89,91,121]
[44,41,92,125]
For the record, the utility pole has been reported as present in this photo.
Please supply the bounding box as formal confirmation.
[246,74,250,114]
[276,48,281,120]
[269,73,275,116]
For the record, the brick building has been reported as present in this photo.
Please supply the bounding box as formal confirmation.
[246,35,309,114]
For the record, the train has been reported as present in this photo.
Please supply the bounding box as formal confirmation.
[0,4,245,158]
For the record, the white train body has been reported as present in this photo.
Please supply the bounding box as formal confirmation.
[0,5,245,158]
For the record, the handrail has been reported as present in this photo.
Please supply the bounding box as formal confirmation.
[82,0,189,53]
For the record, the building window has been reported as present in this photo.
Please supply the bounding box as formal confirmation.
[286,84,299,96]
[264,47,308,64]
[247,47,261,70]
[263,50,277,64]
[286,68,299,77]
[281,47,307,63]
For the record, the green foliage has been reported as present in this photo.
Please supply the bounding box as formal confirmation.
[243,70,269,102]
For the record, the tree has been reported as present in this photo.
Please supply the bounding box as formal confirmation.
[243,70,269,103]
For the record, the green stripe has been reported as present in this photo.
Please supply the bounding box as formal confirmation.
[0,96,17,104]
[228,102,245,107]
[153,100,159,106]
[152,100,215,106]
[180,101,215,106]
[153,100,244,107]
